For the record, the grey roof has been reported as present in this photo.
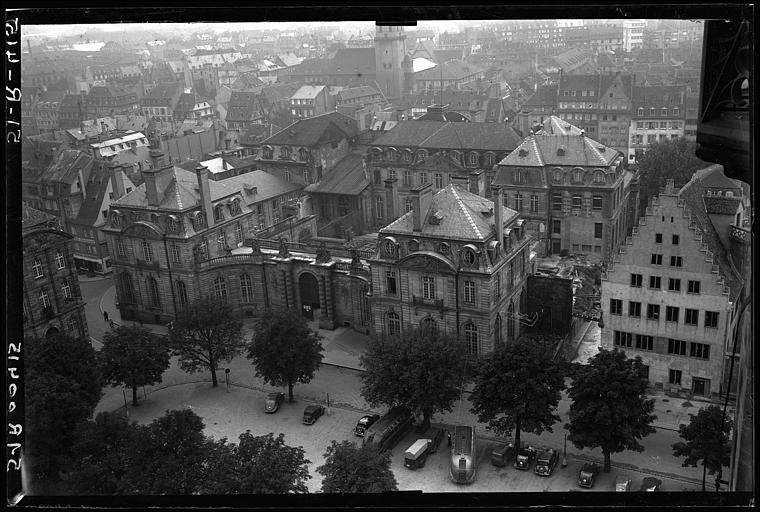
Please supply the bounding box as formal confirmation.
[494,133,619,171]
[22,203,56,232]
[261,112,359,147]
[304,152,369,196]
[372,121,522,152]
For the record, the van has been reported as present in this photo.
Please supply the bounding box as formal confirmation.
[491,442,515,467]
[404,439,430,470]
[362,406,413,453]
[421,426,444,454]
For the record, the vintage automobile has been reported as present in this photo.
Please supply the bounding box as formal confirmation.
[421,426,444,453]
[450,426,477,484]
[639,477,662,492]
[491,442,516,467]
[615,475,633,492]
[578,463,601,488]
[513,445,537,471]
[353,414,381,437]
[302,405,325,425]
[404,438,431,470]
[264,392,285,413]
[534,448,560,476]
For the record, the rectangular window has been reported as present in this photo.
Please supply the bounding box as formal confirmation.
[647,304,660,320]
[649,276,661,289]
[403,170,412,187]
[464,281,476,304]
[385,271,397,294]
[628,301,641,318]
[530,195,539,212]
[434,173,443,189]
[669,369,682,386]
[610,298,623,315]
[217,231,226,252]
[235,222,243,245]
[635,334,654,351]
[650,253,663,265]
[672,234,680,245]
[687,280,701,294]
[419,172,428,185]
[198,239,208,260]
[685,308,699,325]
[690,342,710,360]
[668,278,681,292]
[670,255,683,267]
[572,195,582,208]
[553,220,561,234]
[592,195,603,210]
[142,241,153,262]
[668,338,687,355]
[655,233,662,244]
[666,306,680,323]
[514,193,523,211]
[705,311,719,328]
[39,289,51,309]
[630,273,642,287]
[614,330,632,348]
[422,276,435,300]
[594,223,603,239]
[171,244,180,264]
[552,193,563,211]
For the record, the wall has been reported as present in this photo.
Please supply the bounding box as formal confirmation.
[526,274,573,334]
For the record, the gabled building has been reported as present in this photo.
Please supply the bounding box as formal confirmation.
[86,84,141,119]
[141,82,183,121]
[368,179,532,355]
[601,168,749,398]
[411,59,486,93]
[492,120,632,261]
[290,85,334,119]
[34,90,67,133]
[628,85,687,164]
[515,83,558,137]
[22,204,88,340]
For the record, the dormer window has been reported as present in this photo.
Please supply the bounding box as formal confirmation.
[594,171,606,184]
[383,238,396,256]
[167,216,178,232]
[514,169,525,184]
[637,108,644,116]
[462,247,477,266]
[386,148,397,161]
[553,169,563,183]
[650,107,656,116]
[402,150,412,162]
[262,146,273,159]
[214,205,224,222]
[417,150,427,162]
[298,148,308,161]
[229,199,241,215]
[468,152,479,166]
[280,146,291,159]
[572,169,583,183]
[672,107,680,116]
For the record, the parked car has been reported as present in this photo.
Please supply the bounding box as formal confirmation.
[404,438,431,470]
[264,392,285,413]
[302,405,325,425]
[491,442,515,467]
[578,463,601,488]
[353,414,380,437]
[615,475,632,492]
[639,477,662,492]
[421,426,444,453]
[534,448,560,476]
[513,445,537,471]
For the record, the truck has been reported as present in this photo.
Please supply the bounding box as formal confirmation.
[404,439,431,470]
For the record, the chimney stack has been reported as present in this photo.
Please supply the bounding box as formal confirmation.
[411,182,433,232]
[150,148,166,170]
[384,178,398,220]
[109,162,126,199]
[469,171,485,197]
[493,185,504,252]
[450,174,469,190]
[195,165,215,228]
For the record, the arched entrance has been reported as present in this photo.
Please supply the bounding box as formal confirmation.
[45,326,59,337]
[299,272,320,320]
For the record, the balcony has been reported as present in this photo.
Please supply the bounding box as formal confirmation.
[200,253,260,270]
[730,224,750,244]
[412,296,444,309]
[134,258,160,271]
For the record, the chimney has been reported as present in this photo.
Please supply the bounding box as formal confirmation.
[450,174,469,190]
[469,171,486,197]
[384,178,398,220]
[109,162,126,199]
[410,182,433,232]
[493,185,504,251]
[150,149,166,169]
[195,165,215,228]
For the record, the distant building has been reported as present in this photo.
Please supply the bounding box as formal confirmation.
[141,82,183,121]
[290,85,334,118]
[86,84,141,119]
[411,60,486,93]
[628,85,687,164]
[34,90,66,132]
[22,204,89,340]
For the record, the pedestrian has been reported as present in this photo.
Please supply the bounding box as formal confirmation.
[447,430,452,447]
[103,310,109,322]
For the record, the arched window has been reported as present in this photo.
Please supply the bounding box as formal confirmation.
[147,276,161,309]
[229,200,241,216]
[142,241,153,263]
[299,148,308,161]
[594,171,606,184]
[120,272,135,303]
[485,152,495,167]
[465,323,478,355]
[55,250,66,270]
[167,216,178,233]
[572,169,583,183]
[280,146,291,159]
[553,169,562,183]
[402,149,412,162]
[386,148,396,161]
[240,273,253,303]
[176,280,188,309]
[388,311,401,337]
[468,152,479,166]
[495,314,503,346]
[375,196,385,219]
[214,276,227,302]
[507,302,515,340]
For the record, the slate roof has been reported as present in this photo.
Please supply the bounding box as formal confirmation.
[522,84,558,109]
[679,166,744,301]
[494,132,619,171]
[42,150,94,184]
[411,151,465,173]
[703,196,742,215]
[632,85,686,108]
[261,112,359,146]
[372,121,522,152]
[537,116,585,136]
[417,109,471,122]
[75,161,132,227]
[144,82,182,100]
[226,91,261,122]
[381,183,520,242]
[240,123,281,145]
[327,48,376,76]
[22,204,56,232]
[292,85,326,99]
[558,74,601,95]
[304,151,369,196]
[337,85,381,102]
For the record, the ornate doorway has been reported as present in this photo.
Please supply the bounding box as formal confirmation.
[299,272,320,320]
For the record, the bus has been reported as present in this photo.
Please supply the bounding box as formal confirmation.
[450,425,476,484]
[362,406,413,453]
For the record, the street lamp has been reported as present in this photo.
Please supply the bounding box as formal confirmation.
[225,368,230,393]
[562,433,568,467]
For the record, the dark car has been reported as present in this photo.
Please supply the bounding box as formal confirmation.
[513,445,537,471]
[264,392,285,413]
[353,414,380,437]
[534,449,560,476]
[302,405,325,425]
[615,475,633,492]
[578,463,601,488]
[639,477,662,492]
[421,426,444,453]
[491,442,516,467]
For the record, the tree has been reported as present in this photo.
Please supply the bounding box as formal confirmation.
[247,308,324,402]
[100,325,171,406]
[25,334,103,489]
[120,409,212,494]
[565,349,657,472]
[635,138,710,212]
[168,296,244,387]
[61,412,140,495]
[360,326,466,430]
[201,432,311,494]
[317,441,398,493]
[469,340,565,451]
[672,405,733,491]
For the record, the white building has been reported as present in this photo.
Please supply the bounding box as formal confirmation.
[89,132,151,160]
[623,19,647,52]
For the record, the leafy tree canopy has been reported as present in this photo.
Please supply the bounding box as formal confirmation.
[168,296,244,387]
[672,404,733,489]
[247,308,324,401]
[565,349,657,472]
[469,339,565,450]
[317,441,398,493]
[360,326,466,428]
[100,324,171,405]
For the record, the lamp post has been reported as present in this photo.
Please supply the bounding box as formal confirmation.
[225,368,230,393]
[562,433,568,467]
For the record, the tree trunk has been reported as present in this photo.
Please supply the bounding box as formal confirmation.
[132,385,139,406]
[514,417,521,450]
[421,408,432,432]
[702,462,707,491]
[288,380,294,402]
[603,450,611,472]
[209,347,218,387]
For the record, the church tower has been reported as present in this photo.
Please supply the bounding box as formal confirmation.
[374,25,408,100]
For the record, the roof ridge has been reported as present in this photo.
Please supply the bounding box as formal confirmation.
[449,185,483,239]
